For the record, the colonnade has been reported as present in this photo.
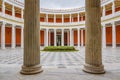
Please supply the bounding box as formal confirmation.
[43,28,85,47]
[0,21,23,49]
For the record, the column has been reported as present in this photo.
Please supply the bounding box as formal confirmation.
[21,9,24,19]
[61,29,64,46]
[20,0,43,75]
[54,14,56,24]
[67,30,69,46]
[103,6,105,17]
[78,28,80,47]
[46,14,48,22]
[1,22,5,49]
[112,22,116,48]
[2,0,5,14]
[45,29,48,46]
[21,26,24,48]
[49,30,51,46]
[62,14,64,24]
[54,29,56,46]
[12,5,15,17]
[12,24,16,48]
[78,13,80,22]
[83,0,105,74]
[112,1,115,14]
[81,29,84,47]
[70,14,72,23]
[70,28,72,46]
[102,24,106,48]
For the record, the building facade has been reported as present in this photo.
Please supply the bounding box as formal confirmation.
[0,0,120,49]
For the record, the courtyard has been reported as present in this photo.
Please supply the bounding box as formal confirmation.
[0,47,120,80]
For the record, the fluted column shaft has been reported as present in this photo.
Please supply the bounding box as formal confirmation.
[12,24,16,48]
[62,29,64,46]
[1,22,5,49]
[83,0,105,74]
[20,0,43,75]
[21,26,24,48]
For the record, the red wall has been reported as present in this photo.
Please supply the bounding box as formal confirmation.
[106,27,112,46]
[56,18,62,23]
[40,30,44,46]
[16,28,21,46]
[5,27,12,47]
[106,10,112,15]
[40,17,45,22]
[48,18,54,22]
[51,32,54,46]
[0,26,1,46]
[116,25,120,46]
[15,13,21,18]
[115,7,120,12]
[74,30,78,45]
[5,10,12,15]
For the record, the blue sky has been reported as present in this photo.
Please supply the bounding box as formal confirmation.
[19,0,85,9]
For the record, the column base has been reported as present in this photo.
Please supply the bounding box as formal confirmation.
[83,63,105,74]
[20,64,43,75]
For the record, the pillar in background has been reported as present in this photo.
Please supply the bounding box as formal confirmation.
[20,0,43,75]
[83,0,105,74]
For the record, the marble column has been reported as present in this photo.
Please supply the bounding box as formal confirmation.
[54,29,56,46]
[49,30,51,46]
[83,0,105,74]
[62,29,64,46]
[2,0,5,14]
[21,26,24,48]
[70,28,72,46]
[45,29,48,46]
[12,24,16,48]
[112,22,116,48]
[12,5,15,17]
[81,29,84,47]
[1,22,5,49]
[78,28,80,47]
[102,24,106,48]
[20,0,43,75]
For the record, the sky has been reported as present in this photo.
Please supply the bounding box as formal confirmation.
[19,0,85,9]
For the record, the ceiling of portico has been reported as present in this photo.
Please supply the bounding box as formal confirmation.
[5,3,12,11]
[105,3,112,10]
[15,6,21,13]
[115,1,120,7]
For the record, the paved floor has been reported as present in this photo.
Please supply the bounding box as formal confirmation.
[0,47,120,80]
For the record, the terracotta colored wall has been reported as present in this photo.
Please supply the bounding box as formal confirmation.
[106,27,112,46]
[40,17,45,22]
[64,32,67,45]
[48,18,54,22]
[73,17,78,22]
[16,28,21,46]
[5,10,12,15]
[106,10,112,15]
[83,30,86,45]
[51,32,54,46]
[0,26,1,46]
[116,25,120,45]
[56,18,62,23]
[115,7,120,12]
[64,18,69,22]
[40,30,44,46]
[74,30,78,46]
[0,8,2,12]
[83,16,85,21]
[5,27,12,47]
[15,13,21,18]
